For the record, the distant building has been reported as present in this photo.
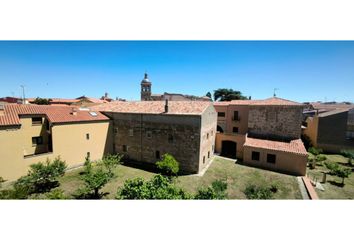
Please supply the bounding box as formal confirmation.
[303,108,354,153]
[140,73,211,102]
[214,97,307,176]
[0,97,22,104]
[0,104,112,181]
[91,100,217,174]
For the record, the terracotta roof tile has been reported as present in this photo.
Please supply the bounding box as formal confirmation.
[90,101,212,115]
[244,136,308,156]
[0,104,109,126]
[214,97,303,106]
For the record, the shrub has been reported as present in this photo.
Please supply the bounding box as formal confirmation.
[194,187,217,199]
[308,147,323,156]
[194,179,228,199]
[101,154,122,176]
[244,185,273,199]
[0,176,4,188]
[341,150,354,166]
[117,174,190,200]
[324,161,340,174]
[156,153,179,177]
[45,188,68,199]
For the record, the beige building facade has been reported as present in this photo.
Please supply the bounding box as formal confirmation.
[0,104,113,181]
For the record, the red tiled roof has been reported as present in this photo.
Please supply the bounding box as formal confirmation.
[244,136,308,156]
[0,104,109,126]
[90,101,212,115]
[27,98,79,104]
[214,97,303,106]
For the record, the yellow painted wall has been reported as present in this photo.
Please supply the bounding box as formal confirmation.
[215,133,246,159]
[303,116,319,147]
[0,120,113,181]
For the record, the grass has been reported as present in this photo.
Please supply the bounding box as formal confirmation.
[58,157,302,199]
[306,154,354,199]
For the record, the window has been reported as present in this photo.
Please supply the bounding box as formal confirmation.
[122,145,127,152]
[32,136,43,146]
[233,111,239,121]
[86,133,90,140]
[32,117,42,125]
[114,128,118,134]
[218,112,225,117]
[208,151,210,158]
[168,134,174,143]
[251,151,260,161]
[233,127,239,133]
[155,150,160,159]
[129,129,134,137]
[267,154,276,164]
[86,152,90,158]
[207,133,209,139]
[203,156,205,164]
[146,131,152,138]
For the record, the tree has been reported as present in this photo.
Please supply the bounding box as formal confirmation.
[213,88,248,102]
[101,154,122,177]
[33,97,52,105]
[244,185,273,199]
[206,92,212,99]
[341,150,354,167]
[156,153,179,177]
[308,147,323,156]
[335,167,352,185]
[116,174,190,200]
[75,159,113,199]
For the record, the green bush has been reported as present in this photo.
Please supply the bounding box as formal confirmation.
[101,154,122,176]
[156,153,179,177]
[244,185,273,199]
[308,147,323,156]
[45,188,68,199]
[194,187,217,199]
[117,174,190,200]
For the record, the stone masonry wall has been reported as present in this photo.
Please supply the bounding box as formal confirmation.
[107,112,202,174]
[248,105,303,140]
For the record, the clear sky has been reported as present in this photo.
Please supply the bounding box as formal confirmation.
[0,41,353,103]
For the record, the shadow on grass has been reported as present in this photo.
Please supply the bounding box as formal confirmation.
[328,180,345,188]
[73,191,110,200]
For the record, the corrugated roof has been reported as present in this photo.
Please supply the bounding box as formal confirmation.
[90,101,212,115]
[0,104,109,126]
[244,136,307,156]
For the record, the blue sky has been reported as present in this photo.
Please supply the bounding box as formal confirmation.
[0,41,353,102]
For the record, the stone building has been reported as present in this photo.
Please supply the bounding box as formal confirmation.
[303,109,354,153]
[214,97,307,176]
[91,100,217,174]
[140,73,211,102]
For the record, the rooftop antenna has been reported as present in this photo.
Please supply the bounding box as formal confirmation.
[273,88,279,97]
[20,85,26,104]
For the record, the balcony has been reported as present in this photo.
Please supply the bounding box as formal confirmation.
[232,116,241,122]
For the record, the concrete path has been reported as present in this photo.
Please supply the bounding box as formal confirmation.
[297,177,310,200]
[302,176,319,200]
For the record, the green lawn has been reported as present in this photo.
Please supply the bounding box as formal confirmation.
[306,154,354,199]
[58,157,302,199]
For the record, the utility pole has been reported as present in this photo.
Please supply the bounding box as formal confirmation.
[20,85,26,104]
[273,88,279,97]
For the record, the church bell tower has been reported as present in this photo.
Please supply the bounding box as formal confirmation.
[140,72,152,101]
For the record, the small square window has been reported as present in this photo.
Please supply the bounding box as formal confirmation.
[233,127,239,133]
[114,128,118,134]
[267,154,276,164]
[203,156,205,164]
[146,131,152,138]
[122,145,127,152]
[207,133,209,139]
[251,151,260,161]
[87,152,90,158]
[168,134,174,143]
[129,129,134,137]
[32,117,42,125]
[208,151,210,158]
[218,112,225,117]
[32,136,43,146]
[156,150,160,159]
[86,133,90,140]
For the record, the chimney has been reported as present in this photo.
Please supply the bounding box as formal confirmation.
[71,107,77,116]
[164,99,169,113]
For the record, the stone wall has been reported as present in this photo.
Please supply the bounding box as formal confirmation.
[107,112,204,174]
[248,105,303,140]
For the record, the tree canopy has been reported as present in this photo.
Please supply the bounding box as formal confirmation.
[33,97,52,105]
[213,88,248,101]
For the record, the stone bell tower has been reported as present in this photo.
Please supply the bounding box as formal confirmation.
[140,72,152,101]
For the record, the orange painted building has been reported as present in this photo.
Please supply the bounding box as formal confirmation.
[214,97,307,176]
